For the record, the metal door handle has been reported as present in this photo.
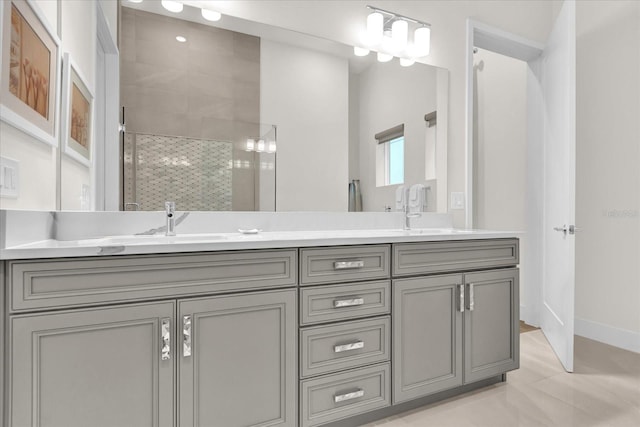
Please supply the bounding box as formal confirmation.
[334,297,364,308]
[553,225,568,234]
[468,283,475,311]
[459,284,465,313]
[568,225,579,234]
[161,318,171,361]
[183,315,192,357]
[334,389,364,403]
[334,341,364,353]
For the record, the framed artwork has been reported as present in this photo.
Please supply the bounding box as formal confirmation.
[0,0,60,147]
[60,53,94,167]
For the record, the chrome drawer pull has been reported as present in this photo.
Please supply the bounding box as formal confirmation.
[183,315,192,357]
[459,284,465,313]
[334,341,364,353]
[333,260,365,270]
[161,318,171,361]
[468,283,475,311]
[334,389,365,403]
[333,298,365,308]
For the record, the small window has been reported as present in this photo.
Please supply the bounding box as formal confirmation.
[375,124,405,187]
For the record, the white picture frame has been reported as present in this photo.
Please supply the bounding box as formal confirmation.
[0,0,61,147]
[60,52,94,167]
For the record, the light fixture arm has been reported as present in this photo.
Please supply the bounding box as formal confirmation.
[366,5,431,28]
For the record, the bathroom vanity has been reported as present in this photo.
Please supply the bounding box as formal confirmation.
[0,221,519,427]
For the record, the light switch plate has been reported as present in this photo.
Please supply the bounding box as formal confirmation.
[0,156,19,198]
[450,192,465,210]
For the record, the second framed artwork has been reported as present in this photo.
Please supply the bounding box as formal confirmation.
[60,52,94,167]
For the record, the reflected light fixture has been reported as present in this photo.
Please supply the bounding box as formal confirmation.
[175,35,187,43]
[127,0,144,3]
[246,138,255,151]
[353,46,370,57]
[201,8,222,22]
[267,140,277,153]
[256,139,265,152]
[161,0,183,13]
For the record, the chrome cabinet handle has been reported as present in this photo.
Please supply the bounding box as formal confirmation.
[334,389,364,403]
[334,297,365,308]
[183,315,192,357]
[161,318,171,361]
[553,225,568,234]
[459,284,465,313]
[468,283,475,311]
[334,341,364,353]
[334,260,365,270]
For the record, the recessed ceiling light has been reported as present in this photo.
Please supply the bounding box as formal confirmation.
[161,0,183,13]
[201,8,222,22]
[176,36,187,43]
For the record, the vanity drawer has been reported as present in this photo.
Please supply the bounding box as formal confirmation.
[300,363,390,427]
[8,250,297,312]
[393,239,519,277]
[300,317,390,378]
[300,245,390,285]
[300,280,390,325]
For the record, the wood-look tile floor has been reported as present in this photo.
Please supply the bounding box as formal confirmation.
[363,331,640,426]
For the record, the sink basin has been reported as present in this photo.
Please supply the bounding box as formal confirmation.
[100,234,228,246]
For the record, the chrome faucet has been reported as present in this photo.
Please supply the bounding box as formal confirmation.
[403,195,421,230]
[165,201,176,236]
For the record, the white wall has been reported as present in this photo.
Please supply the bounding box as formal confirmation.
[472,48,529,320]
[260,39,348,211]
[356,61,438,212]
[575,0,640,352]
[215,0,558,225]
[0,0,118,211]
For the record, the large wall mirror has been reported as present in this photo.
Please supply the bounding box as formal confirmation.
[2,0,449,213]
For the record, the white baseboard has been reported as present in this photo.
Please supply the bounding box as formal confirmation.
[575,317,640,353]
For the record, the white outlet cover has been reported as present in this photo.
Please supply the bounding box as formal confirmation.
[450,192,465,210]
[0,156,19,198]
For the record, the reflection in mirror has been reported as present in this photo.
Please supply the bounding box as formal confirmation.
[61,1,449,212]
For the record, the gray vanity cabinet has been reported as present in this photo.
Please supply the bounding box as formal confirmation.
[8,301,176,427]
[463,268,520,384]
[178,289,297,427]
[392,274,464,403]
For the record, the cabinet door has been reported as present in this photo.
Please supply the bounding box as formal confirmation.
[393,274,463,403]
[464,268,520,383]
[179,289,296,427]
[9,302,175,427]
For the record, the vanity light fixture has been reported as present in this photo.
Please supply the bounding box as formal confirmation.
[400,57,415,67]
[358,5,431,66]
[201,8,222,22]
[353,46,370,57]
[161,0,183,13]
[377,52,393,63]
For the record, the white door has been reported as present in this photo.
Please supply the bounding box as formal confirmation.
[540,0,576,372]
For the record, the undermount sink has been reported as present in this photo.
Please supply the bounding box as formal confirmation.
[100,233,228,246]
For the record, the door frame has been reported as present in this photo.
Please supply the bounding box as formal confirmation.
[96,2,120,210]
[464,19,544,328]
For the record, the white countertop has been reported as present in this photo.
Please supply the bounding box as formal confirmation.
[0,228,520,260]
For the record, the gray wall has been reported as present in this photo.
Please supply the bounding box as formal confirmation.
[120,8,260,210]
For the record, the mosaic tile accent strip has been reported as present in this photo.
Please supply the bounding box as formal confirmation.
[123,133,233,211]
